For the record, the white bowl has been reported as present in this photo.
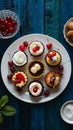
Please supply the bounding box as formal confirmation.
[60,100,73,124]
[63,18,73,46]
[0,10,20,39]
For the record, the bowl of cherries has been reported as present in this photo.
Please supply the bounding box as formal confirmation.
[0,10,20,39]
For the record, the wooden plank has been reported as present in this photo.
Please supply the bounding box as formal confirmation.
[28,0,44,34]
[44,0,61,40]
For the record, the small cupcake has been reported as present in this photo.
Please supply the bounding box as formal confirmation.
[28,60,45,78]
[45,71,61,88]
[12,50,28,66]
[12,71,28,88]
[45,50,61,67]
[29,41,44,56]
[28,81,43,97]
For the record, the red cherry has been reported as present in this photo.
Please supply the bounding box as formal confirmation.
[8,27,15,33]
[11,20,17,26]
[23,41,28,47]
[44,90,50,96]
[32,48,37,53]
[46,43,52,50]
[6,16,12,22]
[4,20,8,26]
[0,18,5,24]
[10,66,16,73]
[0,24,6,31]
[8,61,13,67]
[19,44,25,51]
[7,74,13,80]
[48,54,52,59]
[51,51,56,57]
[16,73,25,82]
[7,22,13,28]
[14,79,21,84]
[33,86,38,93]
[2,31,7,36]
[35,46,40,51]
[50,77,55,84]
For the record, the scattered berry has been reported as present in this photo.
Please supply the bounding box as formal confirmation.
[19,44,25,51]
[44,90,50,96]
[10,66,16,73]
[58,71,63,77]
[17,87,22,92]
[59,65,64,71]
[46,43,52,50]
[7,74,13,80]
[8,61,13,67]
[23,41,28,47]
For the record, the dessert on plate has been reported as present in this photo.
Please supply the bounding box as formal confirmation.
[12,50,28,66]
[45,50,61,67]
[12,71,28,88]
[45,71,61,88]
[29,41,44,56]
[28,60,45,78]
[28,81,43,97]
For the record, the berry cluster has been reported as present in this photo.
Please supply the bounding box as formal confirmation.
[19,41,28,51]
[7,61,16,80]
[0,16,17,36]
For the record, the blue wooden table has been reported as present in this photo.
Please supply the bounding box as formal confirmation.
[0,0,73,130]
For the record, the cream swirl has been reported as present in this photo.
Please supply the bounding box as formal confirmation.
[12,51,27,66]
[29,82,43,96]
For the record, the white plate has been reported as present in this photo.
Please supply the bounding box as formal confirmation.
[1,34,72,103]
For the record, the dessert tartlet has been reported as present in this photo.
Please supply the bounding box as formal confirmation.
[12,50,28,66]
[12,71,28,88]
[28,60,45,78]
[45,71,61,88]
[28,81,43,97]
[45,50,61,67]
[29,41,44,56]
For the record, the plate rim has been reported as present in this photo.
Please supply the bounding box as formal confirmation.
[1,33,72,104]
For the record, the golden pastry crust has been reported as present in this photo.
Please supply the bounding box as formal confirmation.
[66,21,73,30]
[45,71,61,88]
[45,50,61,67]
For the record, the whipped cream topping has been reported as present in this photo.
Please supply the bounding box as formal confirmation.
[29,82,42,96]
[30,63,41,74]
[29,41,44,56]
[12,51,27,66]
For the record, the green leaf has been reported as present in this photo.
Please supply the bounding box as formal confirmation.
[2,105,16,116]
[0,95,9,108]
[0,112,4,124]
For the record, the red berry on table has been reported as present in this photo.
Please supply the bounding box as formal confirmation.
[46,43,52,50]
[44,90,50,96]
[19,44,25,51]
[23,41,28,47]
